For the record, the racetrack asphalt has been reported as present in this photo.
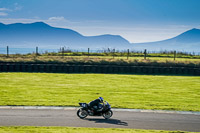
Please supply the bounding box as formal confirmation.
[0,107,200,132]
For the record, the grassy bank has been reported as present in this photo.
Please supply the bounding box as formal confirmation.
[0,73,200,111]
[0,53,200,67]
[0,126,196,133]
[1,54,200,67]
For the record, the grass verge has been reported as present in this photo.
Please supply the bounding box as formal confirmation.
[0,126,196,133]
[0,73,200,111]
[0,55,200,67]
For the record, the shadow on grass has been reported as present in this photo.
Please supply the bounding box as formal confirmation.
[84,118,128,126]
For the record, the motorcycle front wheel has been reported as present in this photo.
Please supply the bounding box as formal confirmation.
[77,108,88,119]
[102,110,113,119]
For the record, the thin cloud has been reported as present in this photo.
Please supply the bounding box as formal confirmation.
[0,4,21,16]
[0,8,12,11]
[48,16,66,21]
[0,12,8,16]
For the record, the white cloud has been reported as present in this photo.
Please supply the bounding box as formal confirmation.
[0,8,12,11]
[0,7,11,16]
[0,4,21,16]
[0,12,7,16]
[48,16,66,21]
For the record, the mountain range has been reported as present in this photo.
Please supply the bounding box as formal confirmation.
[0,22,200,52]
[0,22,130,50]
[132,28,200,52]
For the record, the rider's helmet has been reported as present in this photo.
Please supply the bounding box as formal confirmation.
[99,97,104,102]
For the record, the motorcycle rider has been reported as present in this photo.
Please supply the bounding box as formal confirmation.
[88,97,104,113]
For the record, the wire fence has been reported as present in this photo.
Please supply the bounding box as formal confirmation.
[0,46,200,60]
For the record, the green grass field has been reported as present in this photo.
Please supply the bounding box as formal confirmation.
[0,73,200,111]
[0,126,196,133]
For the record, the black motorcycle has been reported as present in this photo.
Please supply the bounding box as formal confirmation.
[77,101,113,119]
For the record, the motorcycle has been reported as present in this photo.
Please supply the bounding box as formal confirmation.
[77,101,113,119]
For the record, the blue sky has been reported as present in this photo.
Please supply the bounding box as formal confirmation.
[0,0,200,43]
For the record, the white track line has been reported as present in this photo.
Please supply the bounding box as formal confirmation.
[0,106,200,115]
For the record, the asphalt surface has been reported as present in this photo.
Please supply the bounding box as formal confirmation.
[0,108,200,132]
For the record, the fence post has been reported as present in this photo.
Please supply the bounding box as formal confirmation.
[88,48,90,57]
[62,47,64,57]
[113,49,115,59]
[144,49,147,60]
[7,46,9,57]
[36,46,38,56]
[174,50,176,61]
[127,49,129,60]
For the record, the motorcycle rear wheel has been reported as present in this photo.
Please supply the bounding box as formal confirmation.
[77,109,88,119]
[103,110,113,119]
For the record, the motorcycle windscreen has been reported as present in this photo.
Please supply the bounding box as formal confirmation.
[80,103,87,107]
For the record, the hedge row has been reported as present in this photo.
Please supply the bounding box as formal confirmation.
[0,63,199,76]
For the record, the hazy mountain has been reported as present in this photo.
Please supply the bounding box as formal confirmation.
[0,22,131,50]
[0,22,200,52]
[132,28,200,52]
